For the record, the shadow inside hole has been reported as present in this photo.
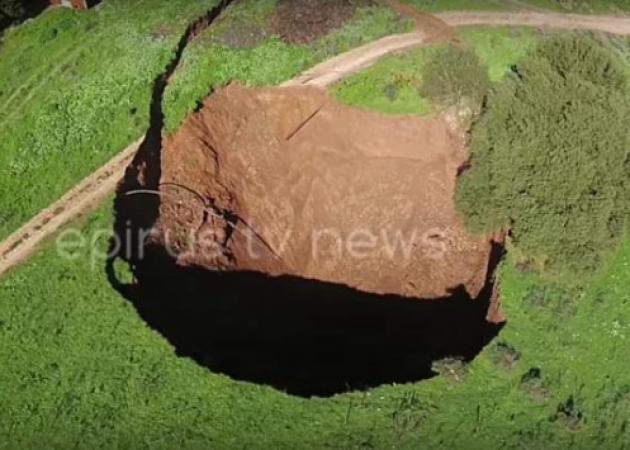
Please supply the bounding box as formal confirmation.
[111,243,505,398]
[0,1,48,35]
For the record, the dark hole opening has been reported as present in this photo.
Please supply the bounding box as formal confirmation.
[110,243,504,398]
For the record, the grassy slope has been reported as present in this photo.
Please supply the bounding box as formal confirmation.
[0,0,222,241]
[1,203,629,448]
[332,48,432,116]
[525,0,630,13]
[457,27,538,80]
[1,26,629,448]
[402,0,516,12]
[0,0,410,242]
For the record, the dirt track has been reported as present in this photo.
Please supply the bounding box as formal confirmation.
[437,11,630,35]
[1,10,630,278]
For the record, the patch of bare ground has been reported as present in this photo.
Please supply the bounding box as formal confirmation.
[271,0,373,44]
[215,20,268,48]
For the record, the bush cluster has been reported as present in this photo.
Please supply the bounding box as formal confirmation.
[456,35,630,275]
[420,44,491,117]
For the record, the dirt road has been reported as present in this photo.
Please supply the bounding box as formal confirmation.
[437,11,630,35]
[1,10,630,278]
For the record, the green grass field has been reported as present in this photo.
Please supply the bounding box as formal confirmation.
[1,3,630,448]
[402,0,516,12]
[2,200,629,448]
[0,0,410,242]
[0,0,220,241]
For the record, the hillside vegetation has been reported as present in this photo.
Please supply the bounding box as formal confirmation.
[419,44,490,117]
[1,5,630,449]
[457,34,630,276]
[2,199,630,447]
[0,0,408,242]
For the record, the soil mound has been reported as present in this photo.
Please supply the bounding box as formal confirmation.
[130,84,497,301]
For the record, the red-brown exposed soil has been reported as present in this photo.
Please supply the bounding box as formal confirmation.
[135,84,498,301]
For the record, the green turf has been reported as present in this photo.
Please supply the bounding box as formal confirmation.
[332,48,432,116]
[525,0,630,13]
[1,198,629,448]
[401,0,516,12]
[457,27,538,81]
[0,0,222,241]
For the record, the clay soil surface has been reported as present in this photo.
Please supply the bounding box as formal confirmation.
[133,84,497,301]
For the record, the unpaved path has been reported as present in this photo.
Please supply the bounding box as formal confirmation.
[281,33,432,88]
[437,11,630,35]
[2,10,630,278]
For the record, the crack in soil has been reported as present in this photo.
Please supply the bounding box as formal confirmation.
[109,0,236,269]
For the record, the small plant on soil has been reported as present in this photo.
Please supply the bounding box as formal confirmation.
[391,392,433,440]
[490,341,521,370]
[554,396,585,430]
[521,367,550,404]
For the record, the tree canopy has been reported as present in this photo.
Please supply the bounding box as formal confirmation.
[456,34,630,275]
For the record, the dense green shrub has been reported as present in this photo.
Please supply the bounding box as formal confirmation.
[420,44,490,117]
[456,35,630,275]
